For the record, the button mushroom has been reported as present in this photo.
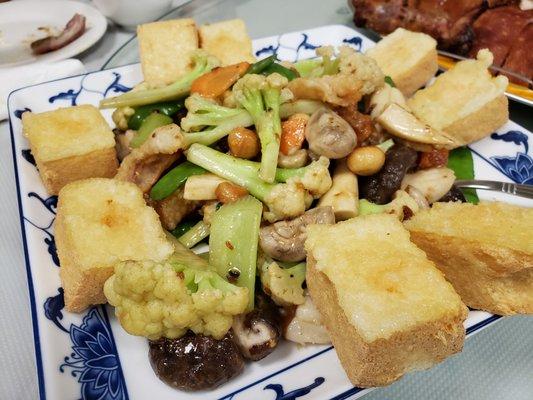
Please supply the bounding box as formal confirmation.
[148,331,244,391]
[259,206,335,262]
[305,108,357,159]
[231,292,281,361]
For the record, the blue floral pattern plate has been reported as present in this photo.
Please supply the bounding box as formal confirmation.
[7,25,533,400]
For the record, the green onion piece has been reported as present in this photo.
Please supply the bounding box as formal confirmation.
[128,101,183,130]
[447,147,479,204]
[178,220,210,249]
[130,112,173,148]
[384,76,396,87]
[247,55,276,75]
[150,161,206,200]
[171,220,197,238]
[263,63,298,81]
[209,196,262,311]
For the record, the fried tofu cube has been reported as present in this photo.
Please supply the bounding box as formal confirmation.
[407,49,509,145]
[138,18,199,85]
[22,105,118,195]
[199,19,255,65]
[366,28,438,97]
[55,178,174,312]
[306,214,467,387]
[405,202,533,315]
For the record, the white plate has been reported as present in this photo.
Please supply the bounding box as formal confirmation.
[0,0,107,68]
[7,24,533,400]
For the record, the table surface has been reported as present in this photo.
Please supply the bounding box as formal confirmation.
[1,1,532,399]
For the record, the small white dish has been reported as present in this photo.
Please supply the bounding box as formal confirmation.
[92,0,174,30]
[0,0,107,68]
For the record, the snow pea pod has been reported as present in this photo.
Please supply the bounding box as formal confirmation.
[246,55,276,75]
[150,161,206,200]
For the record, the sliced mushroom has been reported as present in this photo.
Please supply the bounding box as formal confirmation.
[259,206,335,262]
[305,108,357,159]
[231,292,281,361]
[401,167,456,204]
[368,84,409,120]
[376,104,459,149]
[283,294,330,345]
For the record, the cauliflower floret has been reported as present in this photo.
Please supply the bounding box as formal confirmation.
[288,46,384,106]
[259,260,306,306]
[296,156,332,198]
[104,260,248,340]
[263,180,307,222]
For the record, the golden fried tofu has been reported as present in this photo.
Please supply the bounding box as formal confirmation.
[138,18,199,85]
[22,105,117,195]
[199,19,255,65]
[55,178,174,312]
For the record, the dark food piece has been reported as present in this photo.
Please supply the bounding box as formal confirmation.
[31,14,86,55]
[232,291,281,361]
[359,144,418,204]
[503,23,533,84]
[335,105,375,143]
[149,331,244,391]
[469,6,532,68]
[351,0,489,54]
[437,185,467,203]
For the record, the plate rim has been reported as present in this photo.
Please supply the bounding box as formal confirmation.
[0,0,108,68]
[7,23,518,400]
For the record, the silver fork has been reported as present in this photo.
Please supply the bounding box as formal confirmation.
[455,180,533,200]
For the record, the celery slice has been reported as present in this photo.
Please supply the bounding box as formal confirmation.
[209,196,262,311]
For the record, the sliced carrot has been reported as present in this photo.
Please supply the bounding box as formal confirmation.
[191,62,250,98]
[280,113,308,156]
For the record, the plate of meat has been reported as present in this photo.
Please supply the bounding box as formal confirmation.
[0,0,107,68]
[349,0,533,107]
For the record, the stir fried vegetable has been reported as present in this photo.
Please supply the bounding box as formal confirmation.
[150,161,206,200]
[191,62,250,98]
[100,50,220,109]
[233,73,287,182]
[209,196,263,311]
[186,144,331,221]
[246,55,276,75]
[128,101,183,130]
[130,112,173,148]
[178,220,210,248]
[259,259,306,306]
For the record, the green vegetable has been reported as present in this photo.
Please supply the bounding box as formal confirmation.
[209,196,263,311]
[150,161,206,200]
[127,101,183,130]
[259,259,306,306]
[178,220,210,249]
[103,255,248,340]
[247,55,276,75]
[170,220,196,238]
[447,147,479,204]
[186,143,332,221]
[384,76,396,87]
[100,50,220,109]
[262,63,298,81]
[233,73,287,182]
[359,190,421,220]
[358,199,386,216]
[130,112,173,148]
[293,48,340,78]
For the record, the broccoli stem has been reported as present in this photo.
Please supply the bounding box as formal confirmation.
[178,220,210,249]
[358,199,386,216]
[209,196,263,311]
[183,111,253,146]
[100,54,217,109]
[186,143,273,200]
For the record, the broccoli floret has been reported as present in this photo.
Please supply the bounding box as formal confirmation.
[259,259,306,306]
[186,143,332,221]
[104,258,248,340]
[232,73,288,182]
[100,50,220,109]
[359,190,421,221]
